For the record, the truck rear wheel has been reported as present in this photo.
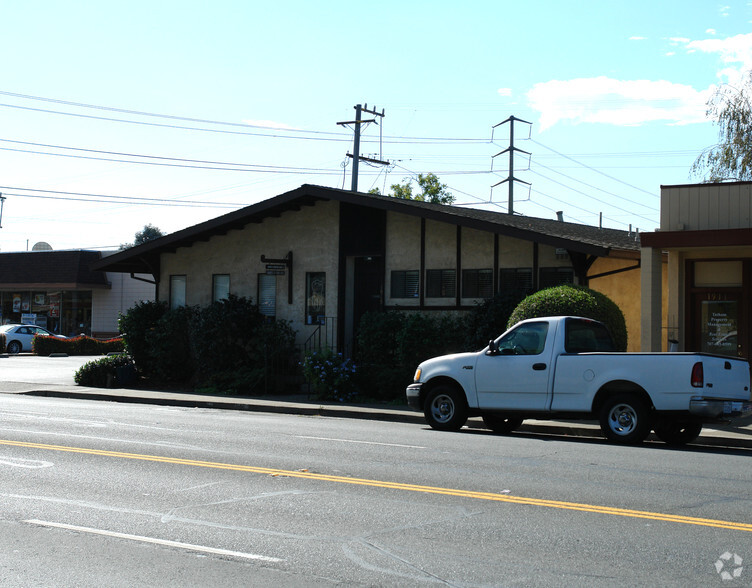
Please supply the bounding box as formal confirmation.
[653,420,702,446]
[424,385,468,432]
[599,394,651,444]
[482,414,524,435]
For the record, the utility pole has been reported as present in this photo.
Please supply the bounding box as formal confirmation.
[0,193,5,228]
[491,116,532,215]
[337,103,389,192]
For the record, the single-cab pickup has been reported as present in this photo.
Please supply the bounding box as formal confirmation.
[406,316,752,445]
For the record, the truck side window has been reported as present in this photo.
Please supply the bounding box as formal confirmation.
[565,319,616,352]
[497,322,549,355]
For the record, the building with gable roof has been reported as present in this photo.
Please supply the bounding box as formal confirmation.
[93,184,645,351]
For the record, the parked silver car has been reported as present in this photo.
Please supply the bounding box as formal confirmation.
[0,324,66,354]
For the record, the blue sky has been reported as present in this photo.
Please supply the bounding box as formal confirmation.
[0,1,750,251]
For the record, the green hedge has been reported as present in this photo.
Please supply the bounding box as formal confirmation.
[32,335,125,356]
[507,284,628,351]
[118,295,297,394]
[74,354,136,387]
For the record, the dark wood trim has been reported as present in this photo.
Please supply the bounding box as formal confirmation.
[420,218,426,307]
[641,228,752,248]
[455,225,462,307]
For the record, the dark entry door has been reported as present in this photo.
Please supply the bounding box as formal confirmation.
[353,257,383,332]
[692,292,744,358]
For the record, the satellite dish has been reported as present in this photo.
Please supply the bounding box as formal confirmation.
[32,241,53,251]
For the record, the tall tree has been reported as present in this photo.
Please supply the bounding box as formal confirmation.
[120,224,165,250]
[692,73,752,182]
[371,173,455,204]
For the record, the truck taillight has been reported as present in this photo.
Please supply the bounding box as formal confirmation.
[691,362,704,388]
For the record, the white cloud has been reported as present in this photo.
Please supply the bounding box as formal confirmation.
[706,28,717,35]
[497,88,513,97]
[684,32,752,84]
[527,77,711,130]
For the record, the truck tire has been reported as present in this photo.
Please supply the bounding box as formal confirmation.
[482,414,524,435]
[599,394,651,444]
[424,385,468,432]
[653,420,702,446]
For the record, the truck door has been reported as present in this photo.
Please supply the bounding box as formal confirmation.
[474,321,554,410]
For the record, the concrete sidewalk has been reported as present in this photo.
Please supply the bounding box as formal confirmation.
[3,380,752,449]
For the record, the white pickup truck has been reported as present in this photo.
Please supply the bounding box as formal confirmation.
[406,316,752,445]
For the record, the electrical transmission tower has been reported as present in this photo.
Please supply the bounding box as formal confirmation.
[491,116,532,215]
[337,103,389,192]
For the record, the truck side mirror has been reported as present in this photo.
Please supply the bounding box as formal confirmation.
[487,339,499,356]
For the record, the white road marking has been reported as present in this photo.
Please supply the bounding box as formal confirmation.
[24,519,284,563]
[296,435,425,449]
[0,457,53,468]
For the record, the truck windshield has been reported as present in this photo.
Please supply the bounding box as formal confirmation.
[565,319,616,352]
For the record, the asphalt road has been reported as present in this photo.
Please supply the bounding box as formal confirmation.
[0,393,751,587]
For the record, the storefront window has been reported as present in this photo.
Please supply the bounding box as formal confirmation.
[700,299,738,356]
[0,290,90,335]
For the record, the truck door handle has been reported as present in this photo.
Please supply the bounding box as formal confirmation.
[532,363,547,371]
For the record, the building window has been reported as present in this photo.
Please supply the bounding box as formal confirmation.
[212,274,230,302]
[258,274,276,318]
[306,272,326,325]
[169,275,186,310]
[391,270,419,299]
[539,267,574,289]
[462,269,493,298]
[426,269,456,298]
[500,267,533,296]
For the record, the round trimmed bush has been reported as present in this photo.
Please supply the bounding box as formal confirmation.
[507,284,628,351]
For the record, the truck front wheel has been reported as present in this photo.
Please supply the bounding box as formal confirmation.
[599,394,651,444]
[424,385,468,432]
[653,420,702,446]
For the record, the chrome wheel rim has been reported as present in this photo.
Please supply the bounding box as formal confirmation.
[430,393,455,424]
[608,403,638,436]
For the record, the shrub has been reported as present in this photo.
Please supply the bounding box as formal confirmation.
[33,335,125,356]
[301,347,357,402]
[117,295,297,394]
[74,354,136,388]
[462,291,526,350]
[118,300,169,378]
[354,310,466,402]
[507,284,628,351]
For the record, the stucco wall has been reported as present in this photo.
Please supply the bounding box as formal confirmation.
[92,272,155,337]
[159,200,340,343]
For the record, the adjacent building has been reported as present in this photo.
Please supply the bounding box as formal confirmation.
[0,249,155,337]
[641,181,752,357]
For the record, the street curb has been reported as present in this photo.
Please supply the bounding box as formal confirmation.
[19,388,752,450]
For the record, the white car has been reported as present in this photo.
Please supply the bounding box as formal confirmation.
[0,324,66,354]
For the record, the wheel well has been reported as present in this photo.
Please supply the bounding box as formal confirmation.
[421,377,466,410]
[592,381,653,415]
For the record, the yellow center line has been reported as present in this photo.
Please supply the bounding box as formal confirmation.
[3,438,751,533]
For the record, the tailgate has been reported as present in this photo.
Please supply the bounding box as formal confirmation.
[701,355,751,401]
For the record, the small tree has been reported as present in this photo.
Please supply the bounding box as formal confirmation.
[371,173,455,204]
[692,72,752,182]
[120,224,165,250]
[507,285,628,351]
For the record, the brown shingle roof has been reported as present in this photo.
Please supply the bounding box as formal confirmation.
[92,184,641,275]
[0,250,110,289]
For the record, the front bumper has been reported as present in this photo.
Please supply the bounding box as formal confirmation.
[689,397,752,420]
[406,383,422,411]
